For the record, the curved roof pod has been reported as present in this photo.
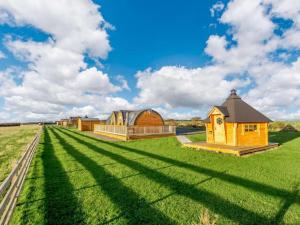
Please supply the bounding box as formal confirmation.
[106,111,118,125]
[126,109,164,126]
[106,109,165,126]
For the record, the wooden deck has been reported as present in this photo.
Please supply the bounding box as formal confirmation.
[183,142,279,156]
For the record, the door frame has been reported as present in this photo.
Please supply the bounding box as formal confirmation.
[212,114,226,144]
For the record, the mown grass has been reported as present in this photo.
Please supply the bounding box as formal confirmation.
[0,125,39,183]
[186,133,206,142]
[11,127,300,224]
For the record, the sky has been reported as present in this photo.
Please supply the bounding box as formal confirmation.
[0,0,300,122]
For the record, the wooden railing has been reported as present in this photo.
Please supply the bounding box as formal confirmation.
[0,127,42,225]
[127,126,176,136]
[94,125,127,135]
[94,125,176,137]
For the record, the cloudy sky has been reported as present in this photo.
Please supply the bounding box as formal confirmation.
[0,0,300,122]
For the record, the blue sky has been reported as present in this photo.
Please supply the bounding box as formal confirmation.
[97,0,225,98]
[0,0,300,122]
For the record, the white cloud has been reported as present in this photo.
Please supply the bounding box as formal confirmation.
[0,0,132,122]
[0,0,111,58]
[0,50,5,59]
[210,1,225,17]
[116,75,131,91]
[134,66,249,108]
[135,0,300,120]
[2,0,300,121]
[75,68,121,94]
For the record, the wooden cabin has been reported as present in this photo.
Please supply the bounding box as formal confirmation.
[94,109,175,140]
[69,116,81,128]
[184,89,278,156]
[203,89,272,147]
[61,119,69,127]
[78,118,101,131]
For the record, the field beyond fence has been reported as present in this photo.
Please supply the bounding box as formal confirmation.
[0,125,40,184]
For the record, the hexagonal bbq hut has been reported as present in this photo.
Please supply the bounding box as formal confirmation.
[185,90,278,156]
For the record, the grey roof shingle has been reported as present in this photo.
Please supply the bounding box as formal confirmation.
[204,89,272,123]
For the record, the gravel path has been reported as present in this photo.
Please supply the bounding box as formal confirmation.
[176,135,192,144]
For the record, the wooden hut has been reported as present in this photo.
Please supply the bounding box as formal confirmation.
[78,118,101,131]
[94,109,176,140]
[61,119,69,127]
[184,90,278,156]
[281,124,298,132]
[69,116,81,128]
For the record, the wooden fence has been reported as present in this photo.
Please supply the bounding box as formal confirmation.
[0,127,43,225]
[94,125,176,137]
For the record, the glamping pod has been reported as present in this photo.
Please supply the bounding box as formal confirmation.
[106,109,164,126]
[95,109,175,140]
[78,118,101,131]
[203,89,271,146]
[184,90,278,156]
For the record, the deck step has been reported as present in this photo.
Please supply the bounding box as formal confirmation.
[183,142,279,156]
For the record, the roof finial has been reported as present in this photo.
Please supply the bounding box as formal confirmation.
[230,89,237,95]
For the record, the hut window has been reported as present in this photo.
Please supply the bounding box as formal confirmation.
[245,124,257,132]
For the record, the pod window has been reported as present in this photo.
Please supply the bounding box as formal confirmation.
[245,124,257,132]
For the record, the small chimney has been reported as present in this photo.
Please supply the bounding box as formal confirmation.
[230,89,237,95]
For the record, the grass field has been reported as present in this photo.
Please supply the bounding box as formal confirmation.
[10,126,300,224]
[186,133,206,142]
[0,125,39,184]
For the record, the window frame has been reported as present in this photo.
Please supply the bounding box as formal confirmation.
[244,124,257,132]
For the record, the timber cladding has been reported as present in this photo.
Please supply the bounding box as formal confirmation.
[204,89,273,147]
[134,111,164,126]
[78,118,101,131]
[236,123,268,146]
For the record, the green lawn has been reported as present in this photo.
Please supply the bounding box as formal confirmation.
[11,126,300,225]
[0,125,39,184]
[186,133,206,142]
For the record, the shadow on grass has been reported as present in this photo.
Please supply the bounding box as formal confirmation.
[55,127,272,224]
[42,128,86,224]
[269,131,300,145]
[63,127,300,207]
[272,183,300,225]
[50,128,176,225]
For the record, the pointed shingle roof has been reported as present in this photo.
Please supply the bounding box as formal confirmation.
[204,89,272,123]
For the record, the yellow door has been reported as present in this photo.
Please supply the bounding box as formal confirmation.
[213,115,225,144]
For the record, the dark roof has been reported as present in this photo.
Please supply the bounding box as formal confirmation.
[80,118,99,121]
[204,89,272,123]
[69,116,81,119]
[281,124,298,132]
[215,106,229,117]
